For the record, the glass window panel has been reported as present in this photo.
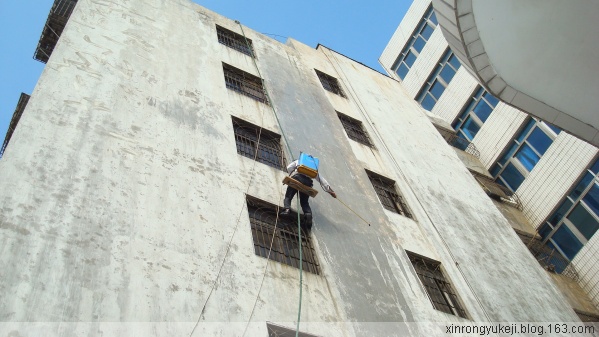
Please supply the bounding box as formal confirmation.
[448,54,461,69]
[548,199,573,225]
[515,143,541,172]
[430,11,438,25]
[591,159,599,174]
[439,65,456,84]
[482,92,499,107]
[396,63,409,80]
[500,162,525,191]
[420,24,434,40]
[420,93,436,111]
[429,80,446,100]
[404,51,417,68]
[567,203,599,240]
[569,172,594,200]
[490,164,501,176]
[527,127,552,155]
[551,225,584,260]
[472,100,493,123]
[459,116,481,141]
[538,223,553,240]
[517,120,536,143]
[498,144,519,166]
[545,122,561,135]
[582,183,599,217]
[413,37,426,53]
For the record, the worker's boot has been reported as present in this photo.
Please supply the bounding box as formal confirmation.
[280,208,290,216]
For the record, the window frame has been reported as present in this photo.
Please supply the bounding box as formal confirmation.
[337,111,374,147]
[391,5,438,80]
[216,25,255,57]
[246,196,320,275]
[490,118,560,192]
[406,251,468,318]
[416,49,461,111]
[452,86,499,141]
[222,63,269,104]
[232,117,287,170]
[315,69,347,98]
[366,170,413,218]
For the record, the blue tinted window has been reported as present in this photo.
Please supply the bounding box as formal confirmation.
[498,144,518,166]
[515,143,541,172]
[527,127,552,155]
[538,223,553,240]
[582,183,599,217]
[517,120,535,143]
[591,159,599,174]
[483,92,499,107]
[551,225,583,260]
[420,24,434,40]
[404,51,417,67]
[439,65,456,83]
[420,93,436,111]
[448,54,461,69]
[501,162,525,191]
[459,116,480,141]
[490,164,501,176]
[396,63,409,80]
[430,11,438,25]
[568,203,599,240]
[546,122,561,135]
[548,199,573,225]
[429,80,445,99]
[413,37,426,53]
[569,172,594,200]
[472,100,493,123]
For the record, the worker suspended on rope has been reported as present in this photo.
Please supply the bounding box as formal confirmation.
[281,153,337,226]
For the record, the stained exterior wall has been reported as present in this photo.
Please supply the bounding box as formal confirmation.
[0,0,585,335]
[380,0,599,309]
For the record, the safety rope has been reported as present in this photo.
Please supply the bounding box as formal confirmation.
[236,22,305,337]
[320,46,494,323]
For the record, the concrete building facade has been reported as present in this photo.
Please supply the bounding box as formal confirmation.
[380,0,599,313]
[0,0,592,335]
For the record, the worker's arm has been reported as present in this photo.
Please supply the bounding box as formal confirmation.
[316,174,336,198]
[286,160,298,175]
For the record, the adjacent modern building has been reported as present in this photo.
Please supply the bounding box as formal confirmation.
[380,0,599,318]
[0,0,595,336]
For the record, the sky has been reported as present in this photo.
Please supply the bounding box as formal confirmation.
[0,0,410,142]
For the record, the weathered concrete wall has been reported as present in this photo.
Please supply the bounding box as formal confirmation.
[0,0,586,336]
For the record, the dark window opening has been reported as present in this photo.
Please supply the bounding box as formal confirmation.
[247,196,320,275]
[216,25,254,57]
[337,112,374,147]
[315,70,346,98]
[223,63,269,104]
[366,170,412,218]
[34,0,78,63]
[1,93,31,158]
[232,117,286,170]
[406,251,467,318]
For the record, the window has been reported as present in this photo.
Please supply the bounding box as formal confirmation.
[216,25,254,57]
[337,112,374,147]
[416,49,461,111]
[266,322,321,337]
[490,119,561,192]
[315,70,346,98]
[247,196,320,275]
[232,117,286,170]
[537,157,599,265]
[406,251,467,318]
[452,87,499,141]
[392,5,438,80]
[223,63,269,104]
[366,170,412,218]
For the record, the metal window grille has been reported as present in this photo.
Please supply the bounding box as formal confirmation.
[34,0,78,63]
[514,229,578,279]
[469,170,522,210]
[1,93,30,158]
[337,112,374,147]
[216,25,254,57]
[232,117,286,170]
[407,251,467,318]
[434,126,480,158]
[315,70,346,98]
[223,63,269,104]
[247,197,320,275]
[366,170,412,218]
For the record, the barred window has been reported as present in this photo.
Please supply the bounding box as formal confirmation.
[232,117,286,170]
[315,70,346,98]
[337,112,374,147]
[223,63,269,104]
[247,196,320,275]
[406,251,467,318]
[216,25,254,57]
[366,170,412,218]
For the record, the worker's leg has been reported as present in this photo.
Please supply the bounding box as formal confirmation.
[281,186,298,215]
[299,192,312,226]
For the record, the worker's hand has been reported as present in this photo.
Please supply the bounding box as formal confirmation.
[330,191,337,198]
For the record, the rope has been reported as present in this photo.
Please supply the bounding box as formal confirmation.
[236,21,305,337]
[336,197,370,226]
[320,46,494,322]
